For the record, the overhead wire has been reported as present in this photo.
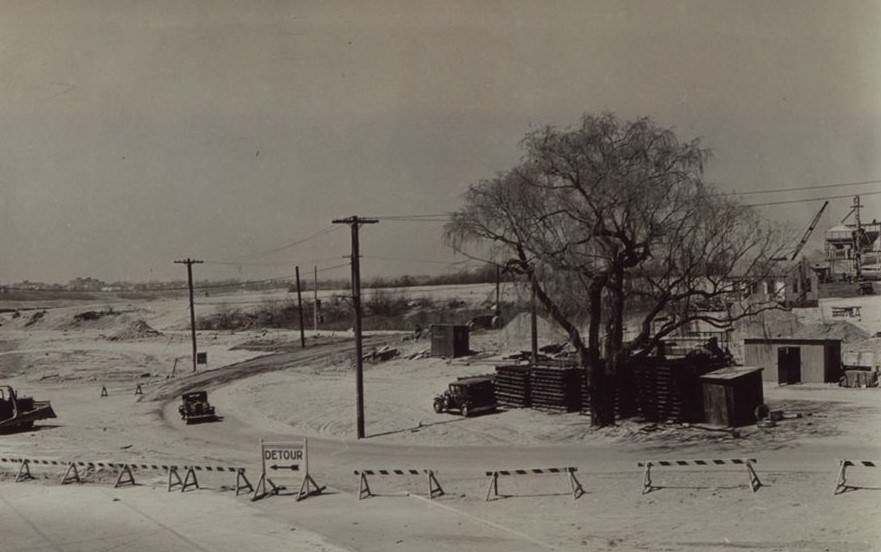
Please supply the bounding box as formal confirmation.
[726,178,881,197]
[204,225,342,264]
[744,190,881,207]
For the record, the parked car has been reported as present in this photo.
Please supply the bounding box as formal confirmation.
[433,376,497,417]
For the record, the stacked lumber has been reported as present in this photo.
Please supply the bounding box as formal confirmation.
[494,365,532,407]
[632,358,719,423]
[530,366,582,413]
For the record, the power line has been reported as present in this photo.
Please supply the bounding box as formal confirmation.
[361,255,470,266]
[727,178,881,197]
[215,225,341,263]
[744,190,881,207]
[202,256,345,268]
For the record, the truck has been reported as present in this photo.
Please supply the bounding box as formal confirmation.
[0,385,57,432]
[178,390,217,424]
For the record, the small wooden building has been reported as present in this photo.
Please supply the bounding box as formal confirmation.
[700,366,764,427]
[430,324,470,358]
[743,338,841,384]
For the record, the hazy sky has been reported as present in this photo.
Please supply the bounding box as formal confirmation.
[2,0,880,284]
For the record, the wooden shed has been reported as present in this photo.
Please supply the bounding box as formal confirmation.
[700,366,764,427]
[743,338,841,384]
[430,324,470,358]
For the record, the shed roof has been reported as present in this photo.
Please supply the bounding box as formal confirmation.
[743,337,841,345]
[700,366,763,382]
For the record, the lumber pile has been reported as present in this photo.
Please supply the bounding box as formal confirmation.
[494,365,531,407]
[530,365,582,413]
[632,358,720,423]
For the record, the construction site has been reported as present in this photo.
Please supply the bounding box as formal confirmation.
[2,208,881,550]
[3,2,881,551]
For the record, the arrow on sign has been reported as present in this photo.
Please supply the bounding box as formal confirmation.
[269,464,300,471]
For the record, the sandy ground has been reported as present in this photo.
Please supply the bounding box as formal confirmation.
[2,291,881,551]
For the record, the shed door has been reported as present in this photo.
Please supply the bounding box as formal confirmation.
[777,347,801,385]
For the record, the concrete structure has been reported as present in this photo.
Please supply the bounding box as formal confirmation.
[743,338,841,384]
[700,366,764,427]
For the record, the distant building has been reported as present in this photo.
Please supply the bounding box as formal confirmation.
[823,221,881,281]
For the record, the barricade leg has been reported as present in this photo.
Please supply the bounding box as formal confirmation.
[235,469,254,496]
[426,470,444,500]
[251,473,280,502]
[100,386,108,398]
[16,460,33,482]
[357,472,372,500]
[115,465,136,488]
[61,463,81,485]
[181,467,199,492]
[641,463,653,494]
[297,474,325,502]
[168,467,183,492]
[746,462,762,492]
[569,471,585,500]
[834,460,850,495]
[485,472,499,501]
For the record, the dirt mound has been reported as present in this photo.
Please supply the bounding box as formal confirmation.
[735,308,802,339]
[497,312,567,352]
[107,320,163,341]
[793,321,869,343]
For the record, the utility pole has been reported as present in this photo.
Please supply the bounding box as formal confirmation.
[332,216,378,439]
[295,265,306,348]
[313,265,319,334]
[495,264,501,323]
[853,195,863,281]
[174,258,203,372]
[530,276,539,365]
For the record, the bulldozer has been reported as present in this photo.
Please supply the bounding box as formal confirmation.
[177,390,217,424]
[0,385,57,433]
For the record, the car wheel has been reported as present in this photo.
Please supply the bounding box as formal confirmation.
[433,399,444,413]
[461,404,470,418]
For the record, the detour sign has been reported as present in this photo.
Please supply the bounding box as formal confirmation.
[261,442,306,472]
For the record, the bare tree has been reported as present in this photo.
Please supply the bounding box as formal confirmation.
[446,113,787,426]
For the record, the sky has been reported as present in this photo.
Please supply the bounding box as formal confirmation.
[2,0,880,285]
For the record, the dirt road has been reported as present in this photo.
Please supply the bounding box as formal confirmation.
[2,324,880,551]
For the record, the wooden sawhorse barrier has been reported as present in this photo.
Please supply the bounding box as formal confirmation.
[638,458,761,494]
[354,469,444,500]
[835,459,879,495]
[485,466,584,501]
[1,456,252,495]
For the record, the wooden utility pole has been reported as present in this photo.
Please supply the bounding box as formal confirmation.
[313,265,319,333]
[530,277,539,364]
[853,195,863,281]
[174,258,203,372]
[332,216,378,439]
[495,265,501,321]
[295,265,306,348]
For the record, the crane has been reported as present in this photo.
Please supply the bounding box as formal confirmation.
[789,200,829,261]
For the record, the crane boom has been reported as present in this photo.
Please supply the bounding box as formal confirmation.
[790,200,829,261]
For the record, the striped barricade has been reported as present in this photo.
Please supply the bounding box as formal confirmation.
[638,458,761,494]
[99,383,146,398]
[484,467,583,501]
[0,456,252,495]
[834,460,879,495]
[354,469,444,501]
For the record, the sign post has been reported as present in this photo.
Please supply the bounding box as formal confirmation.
[253,439,324,501]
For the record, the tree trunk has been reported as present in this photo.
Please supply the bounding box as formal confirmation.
[605,262,634,419]
[586,279,615,426]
